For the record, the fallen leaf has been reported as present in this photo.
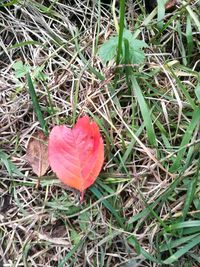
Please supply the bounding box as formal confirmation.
[25,130,49,177]
[165,0,178,11]
[145,0,178,12]
[48,116,104,195]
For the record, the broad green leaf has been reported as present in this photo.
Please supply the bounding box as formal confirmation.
[98,29,147,65]
[13,60,30,78]
[123,29,148,64]
[70,229,81,245]
[98,36,118,64]
[79,211,90,232]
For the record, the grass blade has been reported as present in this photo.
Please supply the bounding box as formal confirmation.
[0,150,23,177]
[157,0,166,29]
[163,235,200,264]
[90,186,125,229]
[160,234,200,252]
[186,15,194,62]
[58,238,85,267]
[8,41,43,50]
[128,237,161,264]
[26,73,48,135]
[185,2,200,32]
[168,66,196,110]
[116,0,125,65]
[170,106,200,172]
[167,220,200,231]
[131,77,157,147]
[181,165,200,222]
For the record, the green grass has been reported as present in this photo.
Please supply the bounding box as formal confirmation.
[0,0,200,266]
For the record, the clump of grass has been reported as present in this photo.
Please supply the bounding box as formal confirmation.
[0,0,200,266]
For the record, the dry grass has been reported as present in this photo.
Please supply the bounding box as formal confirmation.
[0,0,200,266]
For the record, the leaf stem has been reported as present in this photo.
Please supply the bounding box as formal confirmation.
[80,191,85,204]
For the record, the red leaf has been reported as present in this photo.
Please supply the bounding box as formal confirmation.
[48,116,104,192]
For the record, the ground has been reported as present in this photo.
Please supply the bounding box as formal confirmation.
[0,0,200,266]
